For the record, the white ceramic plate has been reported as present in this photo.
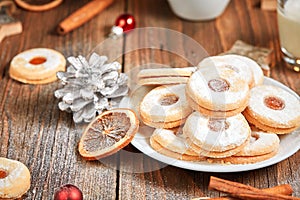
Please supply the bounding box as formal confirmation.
[119,77,300,172]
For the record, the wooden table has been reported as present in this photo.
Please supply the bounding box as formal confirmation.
[1,0,299,199]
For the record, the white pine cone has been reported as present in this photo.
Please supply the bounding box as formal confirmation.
[54,53,128,123]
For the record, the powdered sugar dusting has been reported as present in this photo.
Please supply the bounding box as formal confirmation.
[227,54,264,86]
[183,112,250,151]
[207,119,229,132]
[140,84,192,122]
[248,85,300,126]
[208,78,230,92]
[11,48,64,71]
[152,129,192,154]
[0,158,28,192]
[199,55,253,86]
[187,66,249,110]
[236,131,280,156]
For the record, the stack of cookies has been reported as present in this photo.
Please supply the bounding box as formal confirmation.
[137,54,300,164]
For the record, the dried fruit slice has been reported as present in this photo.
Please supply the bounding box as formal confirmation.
[78,108,139,160]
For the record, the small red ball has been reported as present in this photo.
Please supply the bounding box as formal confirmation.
[115,14,136,32]
[54,184,83,200]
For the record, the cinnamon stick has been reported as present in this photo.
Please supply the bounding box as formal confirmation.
[208,176,300,200]
[262,184,293,196]
[57,0,114,35]
[261,0,277,11]
[192,184,294,200]
[192,197,230,200]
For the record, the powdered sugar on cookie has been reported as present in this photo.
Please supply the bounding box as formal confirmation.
[151,129,197,155]
[199,55,254,87]
[247,85,300,128]
[140,84,192,124]
[9,48,66,84]
[187,66,249,110]
[0,158,31,199]
[11,48,64,71]
[183,112,250,152]
[235,131,280,156]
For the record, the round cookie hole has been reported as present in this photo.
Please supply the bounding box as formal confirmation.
[208,119,230,132]
[29,56,47,65]
[208,78,230,92]
[224,65,239,73]
[159,94,179,106]
[0,168,8,179]
[264,96,285,110]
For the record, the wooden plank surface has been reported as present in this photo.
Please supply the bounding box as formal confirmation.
[0,0,124,199]
[0,0,299,199]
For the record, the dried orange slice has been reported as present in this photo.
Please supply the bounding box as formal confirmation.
[78,108,139,160]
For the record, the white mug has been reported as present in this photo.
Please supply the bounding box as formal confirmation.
[167,0,230,21]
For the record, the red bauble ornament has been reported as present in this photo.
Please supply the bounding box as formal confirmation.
[115,14,135,32]
[54,184,83,200]
[110,14,135,38]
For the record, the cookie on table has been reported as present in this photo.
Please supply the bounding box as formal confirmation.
[0,157,31,199]
[183,112,251,158]
[140,84,192,129]
[186,66,249,118]
[208,131,280,164]
[137,67,197,86]
[198,55,255,88]
[9,48,66,84]
[243,85,300,134]
[150,128,206,161]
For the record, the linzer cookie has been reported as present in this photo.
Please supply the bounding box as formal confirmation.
[208,131,280,164]
[150,128,206,161]
[140,84,192,128]
[183,112,251,158]
[0,157,31,199]
[9,48,66,84]
[137,67,197,85]
[235,131,279,156]
[186,66,249,118]
[243,85,300,134]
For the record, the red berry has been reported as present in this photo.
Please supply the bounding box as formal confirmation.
[54,184,83,200]
[115,14,135,32]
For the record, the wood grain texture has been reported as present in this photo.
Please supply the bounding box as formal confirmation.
[0,0,124,199]
[0,0,299,199]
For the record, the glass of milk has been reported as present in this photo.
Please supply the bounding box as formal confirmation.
[167,0,230,21]
[277,0,300,72]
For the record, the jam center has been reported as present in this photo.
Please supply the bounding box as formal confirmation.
[0,169,8,179]
[208,78,230,92]
[208,119,229,132]
[264,96,285,110]
[29,57,47,65]
[159,94,179,106]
